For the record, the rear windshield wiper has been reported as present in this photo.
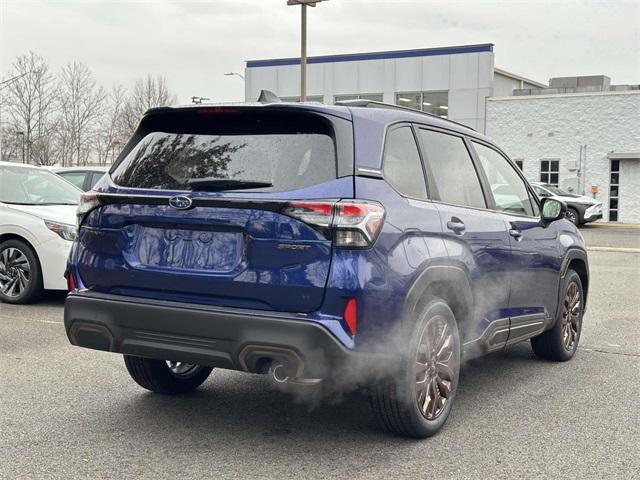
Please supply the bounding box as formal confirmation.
[187,178,273,191]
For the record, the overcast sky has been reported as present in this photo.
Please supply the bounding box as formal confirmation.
[2,0,639,103]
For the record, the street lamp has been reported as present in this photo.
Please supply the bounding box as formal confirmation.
[286,0,327,102]
[16,131,25,164]
[191,96,211,104]
[224,72,245,80]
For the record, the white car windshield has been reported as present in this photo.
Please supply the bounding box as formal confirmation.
[0,165,82,205]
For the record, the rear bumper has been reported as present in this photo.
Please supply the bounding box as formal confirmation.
[64,292,385,379]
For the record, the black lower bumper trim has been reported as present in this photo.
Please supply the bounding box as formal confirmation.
[64,292,375,378]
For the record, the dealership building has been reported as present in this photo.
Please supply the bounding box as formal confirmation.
[487,76,640,223]
[244,43,543,133]
[245,46,640,223]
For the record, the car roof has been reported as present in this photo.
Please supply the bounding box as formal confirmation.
[144,101,493,143]
[51,166,109,173]
[0,161,41,169]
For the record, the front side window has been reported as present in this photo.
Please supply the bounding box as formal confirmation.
[473,142,538,217]
[540,160,559,186]
[533,185,551,197]
[382,126,428,199]
[419,129,485,208]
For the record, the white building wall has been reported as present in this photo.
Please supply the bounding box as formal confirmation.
[245,50,495,132]
[486,91,640,222]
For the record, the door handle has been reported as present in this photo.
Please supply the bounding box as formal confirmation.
[509,228,523,241]
[446,217,466,234]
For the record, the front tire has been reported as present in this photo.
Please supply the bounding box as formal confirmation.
[368,298,461,438]
[566,207,580,226]
[124,356,213,394]
[531,269,584,361]
[0,239,43,304]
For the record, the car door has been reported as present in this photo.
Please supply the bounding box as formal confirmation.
[416,127,512,355]
[470,140,562,343]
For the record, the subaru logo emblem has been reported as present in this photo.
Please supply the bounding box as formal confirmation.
[169,195,193,210]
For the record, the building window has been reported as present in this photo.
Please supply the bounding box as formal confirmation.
[609,159,620,221]
[334,93,383,103]
[540,160,559,186]
[280,95,324,103]
[515,160,524,171]
[396,91,448,118]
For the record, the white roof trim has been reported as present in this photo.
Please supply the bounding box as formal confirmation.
[494,68,546,88]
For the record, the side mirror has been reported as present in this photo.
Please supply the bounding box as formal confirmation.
[541,197,566,222]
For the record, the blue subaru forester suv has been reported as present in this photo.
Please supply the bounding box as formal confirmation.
[64,99,588,438]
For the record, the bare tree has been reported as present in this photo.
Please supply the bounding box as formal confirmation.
[58,61,105,166]
[95,84,129,166]
[122,75,177,134]
[1,52,57,165]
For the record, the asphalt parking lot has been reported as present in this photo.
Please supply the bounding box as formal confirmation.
[1,225,639,479]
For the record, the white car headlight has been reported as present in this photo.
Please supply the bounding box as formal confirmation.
[44,220,77,241]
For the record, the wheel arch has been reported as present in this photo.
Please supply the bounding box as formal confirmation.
[403,264,474,333]
[560,248,589,311]
[0,232,39,254]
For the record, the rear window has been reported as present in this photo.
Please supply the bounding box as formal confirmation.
[110,109,346,192]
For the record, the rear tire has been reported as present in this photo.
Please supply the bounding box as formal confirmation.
[531,269,584,361]
[0,239,43,304]
[124,355,213,394]
[368,298,460,438]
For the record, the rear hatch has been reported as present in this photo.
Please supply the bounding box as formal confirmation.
[76,106,354,312]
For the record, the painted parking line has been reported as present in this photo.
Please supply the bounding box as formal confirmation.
[587,246,640,253]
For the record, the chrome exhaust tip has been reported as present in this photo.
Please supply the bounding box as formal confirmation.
[270,363,290,383]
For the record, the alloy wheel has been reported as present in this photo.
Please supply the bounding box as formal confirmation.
[166,360,198,376]
[0,247,31,298]
[562,282,581,350]
[566,210,578,225]
[415,315,456,420]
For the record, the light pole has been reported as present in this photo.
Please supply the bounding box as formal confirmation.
[224,72,245,81]
[286,0,327,102]
[16,131,25,164]
[191,96,211,104]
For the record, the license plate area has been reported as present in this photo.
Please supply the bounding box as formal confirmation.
[134,225,244,273]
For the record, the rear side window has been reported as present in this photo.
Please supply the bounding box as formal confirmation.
[382,126,428,199]
[89,172,105,189]
[111,110,343,192]
[59,172,86,190]
[419,129,486,209]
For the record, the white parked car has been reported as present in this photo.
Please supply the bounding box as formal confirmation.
[0,162,82,303]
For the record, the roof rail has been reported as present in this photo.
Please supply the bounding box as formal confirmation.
[334,99,475,131]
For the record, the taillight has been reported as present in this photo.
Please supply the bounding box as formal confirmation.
[285,201,334,228]
[333,201,385,248]
[67,271,77,292]
[284,200,385,248]
[344,298,357,336]
[76,192,100,227]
